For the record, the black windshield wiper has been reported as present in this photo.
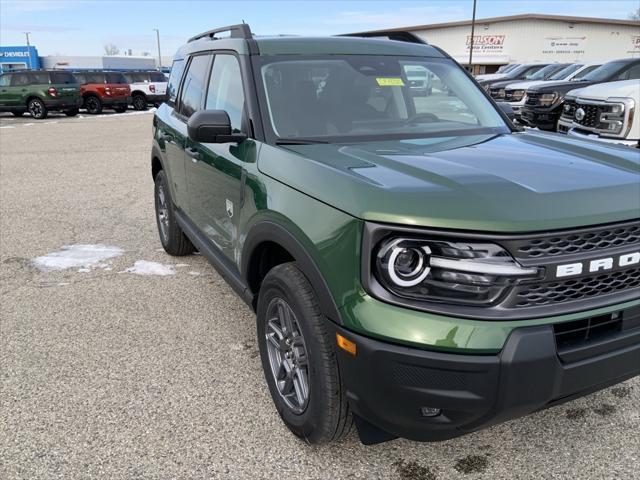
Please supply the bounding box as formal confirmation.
[275,137,329,145]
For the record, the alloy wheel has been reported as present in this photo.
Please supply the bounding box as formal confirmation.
[156,183,169,242]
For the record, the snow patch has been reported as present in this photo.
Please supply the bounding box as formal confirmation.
[125,260,176,276]
[31,244,123,271]
[188,271,201,276]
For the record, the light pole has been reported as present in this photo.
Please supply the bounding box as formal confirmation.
[24,32,32,69]
[153,29,162,70]
[468,0,477,73]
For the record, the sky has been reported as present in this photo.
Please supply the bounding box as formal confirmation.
[0,0,638,57]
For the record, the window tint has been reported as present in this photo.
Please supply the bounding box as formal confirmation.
[150,72,166,82]
[572,65,600,80]
[178,55,210,118]
[11,73,30,86]
[133,72,149,82]
[205,54,245,132]
[77,72,106,84]
[617,63,640,81]
[123,72,135,83]
[105,72,126,84]
[51,71,77,84]
[0,75,10,87]
[73,73,86,84]
[167,59,186,105]
[29,72,50,84]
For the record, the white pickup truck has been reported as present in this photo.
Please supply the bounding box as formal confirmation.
[122,70,168,110]
[558,80,639,147]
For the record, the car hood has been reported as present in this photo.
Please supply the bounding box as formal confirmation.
[528,79,597,94]
[475,73,507,81]
[505,80,552,91]
[259,132,640,233]
[567,80,640,100]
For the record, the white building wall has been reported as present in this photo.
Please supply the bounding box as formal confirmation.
[40,55,157,70]
[412,19,640,65]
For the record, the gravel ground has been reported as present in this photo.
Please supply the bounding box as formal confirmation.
[0,112,638,480]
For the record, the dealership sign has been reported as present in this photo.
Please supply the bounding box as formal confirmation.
[542,36,586,55]
[466,35,505,53]
[628,35,640,54]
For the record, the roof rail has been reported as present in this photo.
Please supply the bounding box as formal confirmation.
[340,31,427,45]
[188,23,253,43]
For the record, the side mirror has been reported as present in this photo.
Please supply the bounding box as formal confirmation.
[187,110,246,143]
[496,101,516,122]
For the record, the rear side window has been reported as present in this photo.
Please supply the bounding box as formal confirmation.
[105,73,126,84]
[0,74,11,87]
[10,73,30,86]
[133,72,148,82]
[167,59,186,106]
[177,54,211,118]
[51,72,77,84]
[81,73,106,84]
[150,72,166,82]
[617,63,640,81]
[30,72,50,84]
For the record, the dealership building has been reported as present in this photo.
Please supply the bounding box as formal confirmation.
[362,14,640,74]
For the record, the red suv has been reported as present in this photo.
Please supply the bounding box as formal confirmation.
[71,70,131,114]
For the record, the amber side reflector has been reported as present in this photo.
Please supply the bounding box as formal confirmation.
[336,333,357,356]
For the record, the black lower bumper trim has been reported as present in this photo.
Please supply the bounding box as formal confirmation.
[332,320,640,442]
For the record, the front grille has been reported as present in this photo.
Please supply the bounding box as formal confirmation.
[525,92,540,105]
[504,91,522,102]
[553,313,623,350]
[513,222,640,258]
[575,104,604,129]
[515,267,640,308]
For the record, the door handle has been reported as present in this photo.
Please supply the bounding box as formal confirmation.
[159,133,175,144]
[185,147,201,162]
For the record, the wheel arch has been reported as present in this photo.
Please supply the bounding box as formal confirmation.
[151,144,164,180]
[242,220,342,324]
[25,95,44,106]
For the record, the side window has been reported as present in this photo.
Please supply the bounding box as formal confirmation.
[11,73,30,86]
[74,73,86,84]
[178,54,211,118]
[0,75,10,87]
[29,72,50,85]
[205,54,245,132]
[167,59,186,106]
[618,64,640,81]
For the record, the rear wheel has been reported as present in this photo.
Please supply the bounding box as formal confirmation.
[132,94,147,111]
[154,170,193,256]
[27,98,47,119]
[84,96,102,114]
[257,263,352,444]
[64,108,79,117]
[11,111,25,117]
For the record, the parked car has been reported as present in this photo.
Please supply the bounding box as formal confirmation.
[557,80,639,147]
[475,63,520,81]
[405,65,433,95]
[0,69,81,119]
[488,63,571,101]
[152,24,640,446]
[71,70,131,114]
[501,63,602,120]
[475,63,550,90]
[521,58,640,130]
[122,70,168,110]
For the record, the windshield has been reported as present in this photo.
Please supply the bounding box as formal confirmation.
[256,55,508,142]
[581,61,626,82]
[548,63,582,80]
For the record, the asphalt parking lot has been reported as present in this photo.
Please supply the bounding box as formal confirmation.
[1,112,638,480]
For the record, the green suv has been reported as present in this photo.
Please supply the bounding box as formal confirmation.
[0,70,81,119]
[151,25,640,445]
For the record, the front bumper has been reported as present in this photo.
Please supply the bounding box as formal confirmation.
[567,128,639,147]
[334,304,640,443]
[520,103,562,130]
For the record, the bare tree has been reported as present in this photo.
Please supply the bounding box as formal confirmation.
[103,43,120,55]
[630,8,640,20]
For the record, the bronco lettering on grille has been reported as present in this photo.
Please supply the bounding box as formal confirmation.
[556,252,640,278]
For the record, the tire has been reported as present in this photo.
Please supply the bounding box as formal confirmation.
[27,98,48,119]
[257,263,352,444]
[113,105,128,113]
[11,111,25,117]
[154,170,193,256]
[132,94,148,111]
[84,95,102,114]
[64,108,79,117]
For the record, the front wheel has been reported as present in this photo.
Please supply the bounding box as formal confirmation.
[84,96,102,114]
[154,170,193,256]
[132,94,147,111]
[27,98,48,119]
[257,263,352,444]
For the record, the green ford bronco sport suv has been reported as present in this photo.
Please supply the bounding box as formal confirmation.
[0,69,81,119]
[151,25,640,445]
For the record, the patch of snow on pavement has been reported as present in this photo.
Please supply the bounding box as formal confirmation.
[188,271,201,276]
[125,260,176,276]
[31,244,123,271]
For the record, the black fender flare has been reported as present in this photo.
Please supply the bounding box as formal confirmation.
[241,220,342,324]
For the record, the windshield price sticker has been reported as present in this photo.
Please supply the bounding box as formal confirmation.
[376,77,405,87]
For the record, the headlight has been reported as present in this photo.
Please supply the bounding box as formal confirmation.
[375,237,539,306]
[496,88,506,99]
[599,97,634,137]
[538,92,558,106]
[510,90,525,101]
